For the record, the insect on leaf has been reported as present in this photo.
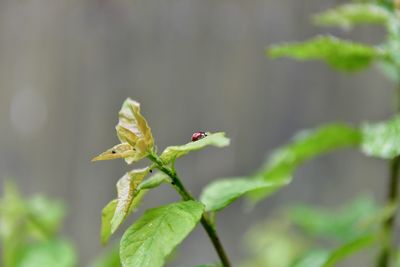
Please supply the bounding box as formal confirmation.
[160,132,230,164]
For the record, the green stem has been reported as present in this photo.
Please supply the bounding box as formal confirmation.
[378,156,400,267]
[377,82,400,267]
[148,153,232,267]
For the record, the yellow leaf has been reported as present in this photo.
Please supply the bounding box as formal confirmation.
[91,143,136,162]
[92,98,154,164]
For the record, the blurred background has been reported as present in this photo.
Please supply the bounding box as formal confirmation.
[0,0,395,266]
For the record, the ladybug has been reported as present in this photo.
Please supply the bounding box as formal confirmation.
[191,131,208,142]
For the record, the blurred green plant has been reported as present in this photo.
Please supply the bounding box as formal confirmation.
[198,0,400,266]
[0,182,76,267]
[0,182,131,267]
[240,197,394,267]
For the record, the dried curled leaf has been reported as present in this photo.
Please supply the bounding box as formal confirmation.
[92,98,154,164]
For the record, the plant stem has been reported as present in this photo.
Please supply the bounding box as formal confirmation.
[378,82,400,267]
[378,156,400,267]
[148,153,232,267]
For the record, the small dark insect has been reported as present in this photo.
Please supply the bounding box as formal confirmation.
[111,150,116,154]
[171,181,176,185]
[191,131,208,142]
[149,169,153,173]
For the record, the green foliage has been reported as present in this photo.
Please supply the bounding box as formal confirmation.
[89,245,121,267]
[137,172,170,190]
[7,0,400,265]
[111,168,150,234]
[89,0,400,265]
[262,1,400,265]
[268,35,382,71]
[258,124,360,178]
[361,116,400,159]
[0,182,76,267]
[120,201,204,267]
[160,132,230,164]
[200,124,361,209]
[101,172,169,244]
[26,195,65,238]
[250,124,360,202]
[200,178,288,212]
[15,239,76,267]
[290,250,330,267]
[289,197,378,242]
[101,200,118,245]
[312,3,390,29]
[93,98,231,267]
[240,197,384,267]
[240,220,307,267]
[320,234,377,267]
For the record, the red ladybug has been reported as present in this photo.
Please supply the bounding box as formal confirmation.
[191,131,208,142]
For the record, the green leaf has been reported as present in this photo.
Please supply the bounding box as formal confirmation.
[159,132,230,164]
[289,197,377,242]
[241,219,306,267]
[0,182,29,267]
[378,60,400,83]
[26,196,65,238]
[101,200,117,245]
[268,35,382,71]
[0,182,26,238]
[290,250,330,267]
[137,172,170,190]
[111,168,150,234]
[120,201,204,267]
[361,116,400,159]
[200,178,289,212]
[321,234,377,267]
[89,244,121,267]
[250,124,361,202]
[312,4,391,29]
[101,173,168,244]
[16,239,76,267]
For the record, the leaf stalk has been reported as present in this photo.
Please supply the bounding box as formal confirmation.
[147,152,232,267]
